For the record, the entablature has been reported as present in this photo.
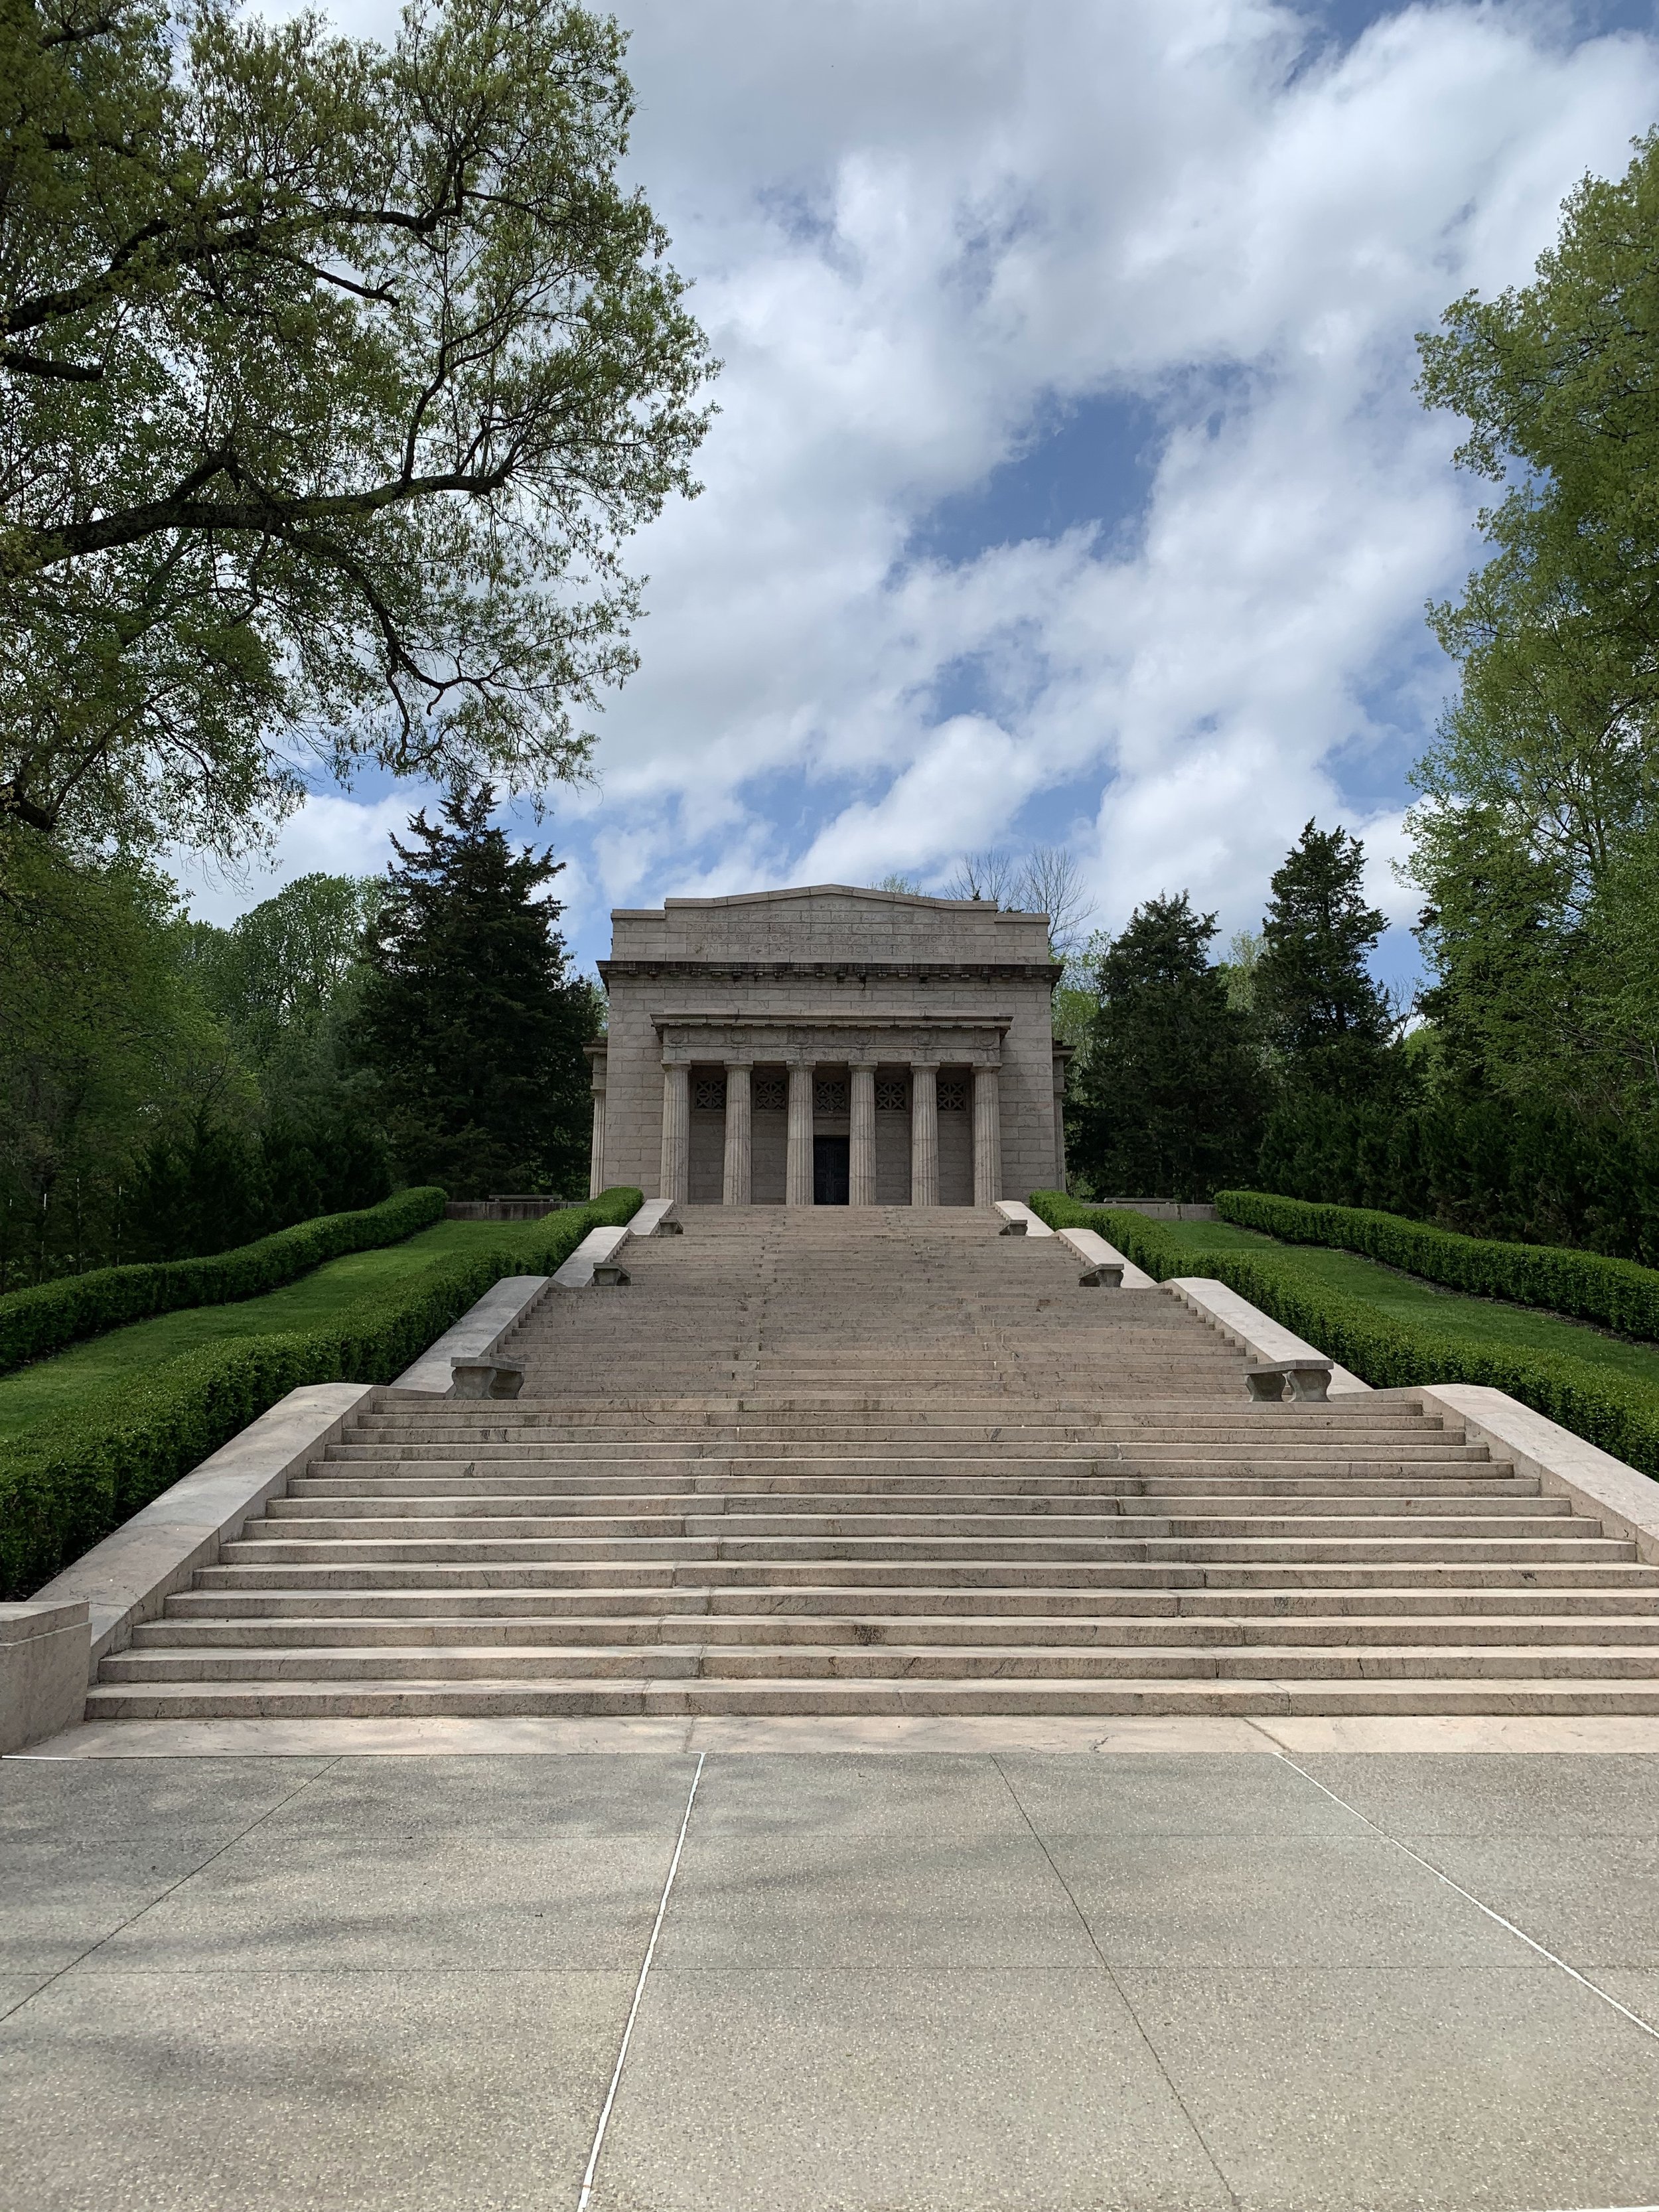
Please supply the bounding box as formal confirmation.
[648,1011,1010,1069]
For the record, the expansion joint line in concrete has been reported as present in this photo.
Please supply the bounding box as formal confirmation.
[1270,1753,1659,2047]
[576,1750,706,2212]
[987,1753,1244,2212]
[0,1751,344,2013]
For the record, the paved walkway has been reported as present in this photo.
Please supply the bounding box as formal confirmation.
[5,1731,1659,2210]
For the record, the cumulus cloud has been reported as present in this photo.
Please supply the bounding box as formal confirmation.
[245,0,1659,976]
[171,788,436,926]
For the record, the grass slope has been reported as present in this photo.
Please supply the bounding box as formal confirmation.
[1,1191,641,1598]
[0,1219,560,1443]
[1030,1192,1659,1481]
[1146,1218,1659,1392]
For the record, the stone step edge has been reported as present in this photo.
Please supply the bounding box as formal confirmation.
[80,1680,1659,1718]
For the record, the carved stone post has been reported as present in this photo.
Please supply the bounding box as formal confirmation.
[786,1062,816,1206]
[849,1062,877,1207]
[723,1062,753,1206]
[973,1063,1001,1207]
[585,1044,608,1199]
[909,1062,938,1208]
[660,1063,689,1205]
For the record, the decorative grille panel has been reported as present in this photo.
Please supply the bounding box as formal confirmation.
[753,1076,787,1112]
[693,1078,726,1112]
[874,1080,908,1113]
[938,1078,970,1112]
[814,1079,849,1114]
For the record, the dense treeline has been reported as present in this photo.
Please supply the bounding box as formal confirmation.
[1065,818,1408,1208]
[1063,804,1659,1262]
[0,838,391,1288]
[0,791,599,1290]
[1254,1098,1659,1262]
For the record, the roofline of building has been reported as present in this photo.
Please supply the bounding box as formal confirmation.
[609,883,1050,923]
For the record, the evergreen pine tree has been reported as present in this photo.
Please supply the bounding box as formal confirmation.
[1070,893,1265,1199]
[1256,821,1398,1099]
[352,790,600,1199]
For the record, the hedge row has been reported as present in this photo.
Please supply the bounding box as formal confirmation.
[1027,1190,1659,1481]
[1254,1094,1659,1263]
[1214,1189,1659,1344]
[0,1187,449,1376]
[1,1187,642,1600]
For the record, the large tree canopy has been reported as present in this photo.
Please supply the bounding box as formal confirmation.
[1069,892,1263,1202]
[1256,821,1397,1100]
[350,786,597,1196]
[1412,133,1659,1115]
[0,0,713,853]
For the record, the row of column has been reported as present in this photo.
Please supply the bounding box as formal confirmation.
[658,1061,1001,1208]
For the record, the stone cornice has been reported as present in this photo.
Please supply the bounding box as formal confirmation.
[599,960,1062,985]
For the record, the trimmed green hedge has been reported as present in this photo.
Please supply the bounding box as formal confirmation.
[1027,1190,1659,1481]
[0,1187,449,1377]
[1214,1189,1659,1344]
[1,1187,642,1599]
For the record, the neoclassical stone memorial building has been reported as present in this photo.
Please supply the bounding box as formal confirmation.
[586,885,1068,1206]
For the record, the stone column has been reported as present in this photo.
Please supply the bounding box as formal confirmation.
[722,1063,753,1207]
[785,1062,816,1206]
[1052,1046,1073,1196]
[659,1063,689,1205]
[909,1063,938,1208]
[973,1064,1002,1207]
[585,1045,608,1199]
[849,1063,877,1207]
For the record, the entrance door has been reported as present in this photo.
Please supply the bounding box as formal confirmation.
[813,1134,850,1205]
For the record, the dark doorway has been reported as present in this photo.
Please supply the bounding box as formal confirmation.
[813,1135,850,1205]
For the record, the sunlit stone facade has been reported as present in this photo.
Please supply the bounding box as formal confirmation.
[586,885,1067,1206]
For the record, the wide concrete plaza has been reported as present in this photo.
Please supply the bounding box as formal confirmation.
[5,1722,1659,2211]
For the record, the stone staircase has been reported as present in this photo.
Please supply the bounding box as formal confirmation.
[86,1207,1659,1719]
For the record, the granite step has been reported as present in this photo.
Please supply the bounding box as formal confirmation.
[92,1207,1659,1720]
[93,1642,1659,1684]
[81,1678,1659,1719]
[161,1584,1659,1619]
[192,1558,1659,1591]
[129,1615,1659,1649]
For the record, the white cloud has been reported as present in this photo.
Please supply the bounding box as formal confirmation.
[238,0,1659,972]
[171,788,435,926]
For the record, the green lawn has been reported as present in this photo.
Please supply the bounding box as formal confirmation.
[0,1218,557,1442]
[1145,1217,1659,1390]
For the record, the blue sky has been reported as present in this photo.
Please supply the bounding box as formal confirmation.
[194,0,1659,997]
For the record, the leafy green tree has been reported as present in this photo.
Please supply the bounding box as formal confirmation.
[1412,131,1659,1116]
[0,834,253,1282]
[1069,893,1264,1200]
[1256,822,1398,1099]
[1218,928,1261,1013]
[1,0,714,856]
[1409,806,1588,1104]
[187,875,381,1083]
[352,787,598,1195]
[184,872,394,1219]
